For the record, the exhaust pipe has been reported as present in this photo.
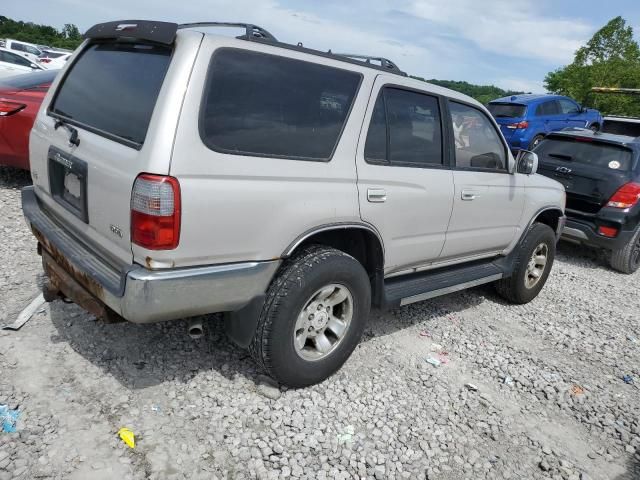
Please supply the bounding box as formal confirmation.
[188,319,204,339]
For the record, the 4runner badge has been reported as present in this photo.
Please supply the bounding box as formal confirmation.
[115,23,138,32]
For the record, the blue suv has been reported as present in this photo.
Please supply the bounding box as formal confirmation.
[488,94,602,152]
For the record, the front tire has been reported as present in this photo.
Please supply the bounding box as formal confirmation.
[495,223,556,304]
[249,246,371,387]
[609,225,640,274]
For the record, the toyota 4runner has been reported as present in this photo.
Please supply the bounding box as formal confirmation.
[22,21,566,387]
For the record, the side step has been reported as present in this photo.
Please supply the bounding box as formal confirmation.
[384,260,505,308]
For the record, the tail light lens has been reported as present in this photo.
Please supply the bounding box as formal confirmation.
[39,58,52,63]
[606,182,640,209]
[507,121,529,130]
[0,100,26,116]
[131,174,181,250]
[598,226,618,238]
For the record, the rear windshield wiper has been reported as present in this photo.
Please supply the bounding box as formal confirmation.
[54,118,80,147]
[548,153,573,161]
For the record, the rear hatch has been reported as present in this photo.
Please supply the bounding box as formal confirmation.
[536,135,635,214]
[488,102,527,140]
[29,26,201,269]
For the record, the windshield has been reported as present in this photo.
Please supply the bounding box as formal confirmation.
[536,137,634,171]
[488,103,526,118]
[50,42,172,148]
[0,69,59,90]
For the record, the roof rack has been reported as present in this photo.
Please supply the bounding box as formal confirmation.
[332,53,404,75]
[178,22,277,42]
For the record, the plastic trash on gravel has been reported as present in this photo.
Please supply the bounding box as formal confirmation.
[0,405,20,433]
[118,427,136,448]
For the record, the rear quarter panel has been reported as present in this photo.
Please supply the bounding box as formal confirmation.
[166,37,374,267]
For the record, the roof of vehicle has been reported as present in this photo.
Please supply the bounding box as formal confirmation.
[546,128,640,147]
[490,94,569,105]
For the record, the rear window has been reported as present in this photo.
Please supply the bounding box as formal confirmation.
[0,69,58,90]
[50,43,172,148]
[488,103,526,118]
[537,137,634,170]
[200,48,362,161]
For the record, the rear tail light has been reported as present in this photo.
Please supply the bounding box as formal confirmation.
[39,58,52,63]
[598,226,619,238]
[0,100,26,116]
[606,182,640,209]
[131,174,181,250]
[506,121,529,130]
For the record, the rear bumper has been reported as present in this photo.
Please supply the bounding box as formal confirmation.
[22,186,280,323]
[561,213,637,250]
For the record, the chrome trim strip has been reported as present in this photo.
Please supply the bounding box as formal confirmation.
[399,273,503,306]
[562,226,589,241]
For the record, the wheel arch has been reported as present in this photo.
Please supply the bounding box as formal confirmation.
[282,223,386,307]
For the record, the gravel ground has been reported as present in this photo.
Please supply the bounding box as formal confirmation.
[0,165,638,480]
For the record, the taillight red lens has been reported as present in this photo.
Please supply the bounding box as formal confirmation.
[0,100,26,116]
[39,58,51,63]
[598,226,618,238]
[131,174,181,250]
[606,182,640,209]
[507,121,529,130]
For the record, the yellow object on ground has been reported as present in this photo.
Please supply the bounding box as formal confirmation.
[118,427,136,448]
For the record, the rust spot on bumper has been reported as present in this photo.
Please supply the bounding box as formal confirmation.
[32,225,105,301]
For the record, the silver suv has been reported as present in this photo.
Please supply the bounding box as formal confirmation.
[22,21,566,387]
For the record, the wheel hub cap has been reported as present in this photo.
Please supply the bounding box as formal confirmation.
[294,284,354,361]
[525,243,548,289]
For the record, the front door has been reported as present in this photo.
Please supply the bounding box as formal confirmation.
[441,100,525,260]
[356,76,455,275]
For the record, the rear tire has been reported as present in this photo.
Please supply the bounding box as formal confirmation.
[249,245,371,387]
[495,223,556,304]
[609,225,640,274]
[528,134,545,150]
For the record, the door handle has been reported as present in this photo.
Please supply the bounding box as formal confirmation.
[367,188,387,203]
[461,190,479,201]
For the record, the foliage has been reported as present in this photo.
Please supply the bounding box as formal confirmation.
[544,16,640,116]
[410,77,526,105]
[0,16,83,50]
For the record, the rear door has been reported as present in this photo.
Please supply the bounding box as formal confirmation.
[356,76,455,274]
[29,32,202,267]
[441,100,524,259]
[536,136,635,214]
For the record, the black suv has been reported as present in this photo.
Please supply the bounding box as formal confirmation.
[536,128,640,273]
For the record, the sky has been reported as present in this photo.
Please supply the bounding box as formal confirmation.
[4,0,640,93]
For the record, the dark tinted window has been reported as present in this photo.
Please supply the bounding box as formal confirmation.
[1,50,32,67]
[50,43,172,147]
[535,100,560,116]
[201,49,361,160]
[450,101,506,171]
[0,69,58,90]
[537,137,633,170]
[364,87,443,166]
[488,103,526,118]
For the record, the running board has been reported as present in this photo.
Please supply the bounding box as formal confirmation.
[383,260,505,308]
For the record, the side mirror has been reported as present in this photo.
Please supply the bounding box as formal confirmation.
[516,150,538,175]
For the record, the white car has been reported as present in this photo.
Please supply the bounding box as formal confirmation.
[0,47,43,78]
[2,39,43,62]
[38,51,72,69]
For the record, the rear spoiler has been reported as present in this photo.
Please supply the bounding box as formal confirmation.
[84,20,178,45]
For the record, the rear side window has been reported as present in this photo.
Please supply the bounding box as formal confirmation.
[488,103,526,118]
[200,49,361,161]
[536,137,633,170]
[364,87,443,167]
[535,101,560,116]
[50,43,172,148]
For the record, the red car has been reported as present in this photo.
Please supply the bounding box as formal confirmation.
[0,69,59,170]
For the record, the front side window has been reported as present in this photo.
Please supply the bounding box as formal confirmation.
[200,49,361,161]
[450,101,506,171]
[559,99,580,114]
[364,87,443,166]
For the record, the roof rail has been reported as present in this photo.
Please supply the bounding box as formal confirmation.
[333,53,405,75]
[178,22,277,42]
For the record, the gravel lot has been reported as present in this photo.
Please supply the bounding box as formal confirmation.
[0,165,638,480]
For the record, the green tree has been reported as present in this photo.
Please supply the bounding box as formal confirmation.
[410,77,526,105]
[0,16,83,50]
[544,16,640,116]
